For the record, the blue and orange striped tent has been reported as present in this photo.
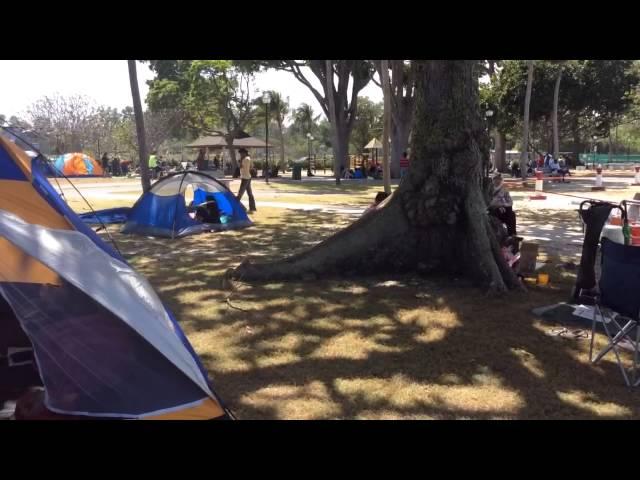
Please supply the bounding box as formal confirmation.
[0,132,230,419]
[51,152,104,177]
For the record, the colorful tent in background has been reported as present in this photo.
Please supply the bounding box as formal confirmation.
[0,131,231,420]
[51,152,103,177]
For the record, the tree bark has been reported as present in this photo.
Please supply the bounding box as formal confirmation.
[520,60,534,181]
[127,60,151,192]
[233,61,521,293]
[494,131,507,172]
[552,68,562,160]
[277,117,286,169]
[387,60,415,179]
[325,60,342,185]
[608,129,613,164]
[572,116,581,168]
[381,60,392,194]
[225,136,239,176]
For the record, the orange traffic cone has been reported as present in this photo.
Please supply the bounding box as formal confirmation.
[529,169,547,200]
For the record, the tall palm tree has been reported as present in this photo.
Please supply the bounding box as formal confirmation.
[266,91,289,168]
[292,103,320,136]
[127,60,150,192]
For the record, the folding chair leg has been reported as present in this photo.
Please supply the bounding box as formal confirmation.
[589,305,598,362]
[594,307,632,386]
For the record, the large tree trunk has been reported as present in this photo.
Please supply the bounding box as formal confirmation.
[552,68,562,160]
[520,60,534,181]
[494,131,507,172]
[381,59,392,194]
[127,60,151,192]
[233,61,521,293]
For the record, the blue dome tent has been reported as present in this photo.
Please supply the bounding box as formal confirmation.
[81,171,253,238]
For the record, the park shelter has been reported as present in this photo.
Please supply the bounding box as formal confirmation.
[0,132,230,419]
[364,138,383,163]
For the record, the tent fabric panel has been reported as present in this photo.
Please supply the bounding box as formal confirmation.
[30,165,121,260]
[0,147,28,181]
[79,207,132,225]
[0,136,32,179]
[142,397,225,420]
[0,238,61,285]
[0,209,213,398]
[0,282,210,418]
[0,180,71,230]
[150,173,226,198]
[123,192,199,236]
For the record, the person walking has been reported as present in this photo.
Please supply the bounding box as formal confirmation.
[236,148,256,213]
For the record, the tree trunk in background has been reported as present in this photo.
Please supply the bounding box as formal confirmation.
[233,61,521,293]
[225,137,239,177]
[608,130,613,164]
[552,68,563,160]
[572,116,581,167]
[388,60,416,179]
[277,117,286,169]
[495,131,507,172]
[127,60,151,193]
[325,60,343,185]
[520,60,534,181]
[381,59,392,194]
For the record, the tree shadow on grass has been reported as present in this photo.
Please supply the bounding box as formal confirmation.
[101,207,640,420]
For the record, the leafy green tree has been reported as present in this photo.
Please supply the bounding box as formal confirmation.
[254,60,374,183]
[146,60,258,173]
[349,97,383,154]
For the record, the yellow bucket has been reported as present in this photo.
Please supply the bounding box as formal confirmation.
[537,273,549,285]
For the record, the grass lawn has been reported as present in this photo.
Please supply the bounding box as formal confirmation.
[89,201,640,420]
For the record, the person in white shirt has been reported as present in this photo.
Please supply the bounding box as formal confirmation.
[236,148,256,212]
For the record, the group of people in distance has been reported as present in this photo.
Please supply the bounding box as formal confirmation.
[509,152,571,179]
[341,152,411,180]
[100,152,132,177]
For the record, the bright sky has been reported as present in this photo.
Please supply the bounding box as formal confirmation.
[0,60,383,124]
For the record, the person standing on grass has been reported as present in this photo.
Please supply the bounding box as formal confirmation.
[101,152,110,176]
[399,151,410,179]
[236,148,257,213]
[149,151,158,179]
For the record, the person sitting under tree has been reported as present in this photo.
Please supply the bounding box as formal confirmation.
[488,173,517,237]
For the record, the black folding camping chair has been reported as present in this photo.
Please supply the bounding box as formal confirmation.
[580,236,640,387]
